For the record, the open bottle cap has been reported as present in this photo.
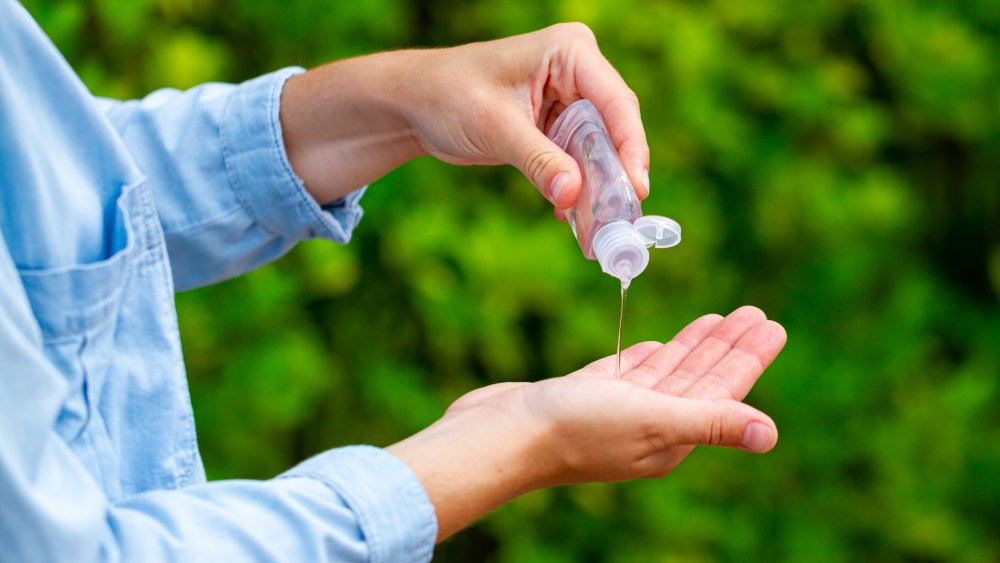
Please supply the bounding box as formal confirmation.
[593,216,682,287]
[633,216,682,248]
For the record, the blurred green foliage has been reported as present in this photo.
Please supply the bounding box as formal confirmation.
[26,0,1000,560]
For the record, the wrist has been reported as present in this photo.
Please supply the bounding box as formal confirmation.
[386,393,550,541]
[279,51,427,204]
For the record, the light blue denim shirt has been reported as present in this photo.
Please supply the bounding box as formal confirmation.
[0,2,436,561]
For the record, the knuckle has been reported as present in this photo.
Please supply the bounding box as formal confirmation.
[523,148,558,185]
[707,414,729,446]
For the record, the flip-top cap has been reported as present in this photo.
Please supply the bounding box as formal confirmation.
[633,216,682,248]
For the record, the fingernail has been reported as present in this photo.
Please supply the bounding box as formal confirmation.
[741,422,773,453]
[642,168,650,192]
[549,172,569,203]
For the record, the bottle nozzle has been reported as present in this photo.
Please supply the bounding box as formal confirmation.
[592,221,650,284]
[616,262,634,289]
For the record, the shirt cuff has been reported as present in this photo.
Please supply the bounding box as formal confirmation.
[220,66,366,243]
[280,445,437,563]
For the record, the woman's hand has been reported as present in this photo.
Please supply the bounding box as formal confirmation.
[281,23,648,216]
[398,23,649,213]
[388,306,787,541]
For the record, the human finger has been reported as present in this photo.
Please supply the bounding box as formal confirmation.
[680,320,788,401]
[569,38,650,199]
[573,340,662,378]
[652,306,767,396]
[622,314,724,388]
[650,395,778,453]
[495,109,583,209]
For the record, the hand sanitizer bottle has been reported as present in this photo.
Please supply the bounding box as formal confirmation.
[547,99,681,288]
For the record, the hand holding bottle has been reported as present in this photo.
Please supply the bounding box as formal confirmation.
[548,98,681,286]
[280,23,649,214]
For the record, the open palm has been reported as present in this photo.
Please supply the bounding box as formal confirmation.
[446,306,787,483]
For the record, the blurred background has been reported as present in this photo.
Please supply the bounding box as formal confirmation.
[25,0,1000,560]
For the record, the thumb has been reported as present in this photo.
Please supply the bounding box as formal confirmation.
[661,397,778,453]
[496,114,582,209]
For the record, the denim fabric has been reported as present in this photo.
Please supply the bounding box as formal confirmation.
[0,1,436,561]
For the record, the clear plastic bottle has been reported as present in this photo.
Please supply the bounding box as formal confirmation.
[547,99,681,288]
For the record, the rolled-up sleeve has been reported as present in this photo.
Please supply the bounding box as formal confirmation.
[278,447,438,562]
[101,447,438,562]
[97,67,365,291]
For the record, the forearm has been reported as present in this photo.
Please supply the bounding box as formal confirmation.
[387,404,548,542]
[279,51,428,205]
